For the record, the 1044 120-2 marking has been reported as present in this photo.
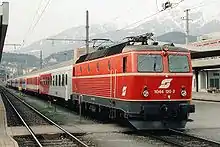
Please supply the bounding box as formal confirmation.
[154,89,175,94]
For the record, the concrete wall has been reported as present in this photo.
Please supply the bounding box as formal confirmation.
[193,70,220,92]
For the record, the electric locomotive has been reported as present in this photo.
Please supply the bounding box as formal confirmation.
[72,33,195,130]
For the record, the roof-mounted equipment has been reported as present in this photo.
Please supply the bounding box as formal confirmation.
[91,38,114,50]
[124,33,158,46]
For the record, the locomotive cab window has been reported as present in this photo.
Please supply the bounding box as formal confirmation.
[137,54,163,72]
[168,55,189,72]
[123,57,127,73]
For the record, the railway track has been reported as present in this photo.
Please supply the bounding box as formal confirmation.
[0,87,92,147]
[146,129,220,147]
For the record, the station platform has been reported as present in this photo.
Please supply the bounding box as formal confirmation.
[0,95,19,147]
[192,92,220,102]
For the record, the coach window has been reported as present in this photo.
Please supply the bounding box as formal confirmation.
[66,74,68,85]
[123,57,127,73]
[56,75,58,86]
[53,76,55,86]
[59,75,61,86]
[62,74,64,86]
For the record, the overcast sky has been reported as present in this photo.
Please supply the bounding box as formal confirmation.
[3,0,220,49]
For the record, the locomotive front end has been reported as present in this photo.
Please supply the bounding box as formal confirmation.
[125,46,195,130]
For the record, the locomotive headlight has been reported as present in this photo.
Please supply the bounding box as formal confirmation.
[143,90,149,97]
[142,86,149,98]
[181,89,187,97]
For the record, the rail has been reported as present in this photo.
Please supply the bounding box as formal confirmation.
[1,90,43,147]
[145,129,220,147]
[1,87,89,147]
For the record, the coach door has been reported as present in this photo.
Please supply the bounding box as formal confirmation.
[65,73,68,101]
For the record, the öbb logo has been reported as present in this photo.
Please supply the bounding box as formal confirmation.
[158,78,173,89]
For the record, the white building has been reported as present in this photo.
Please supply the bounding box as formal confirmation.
[189,32,220,92]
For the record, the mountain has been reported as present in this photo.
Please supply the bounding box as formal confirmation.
[43,50,73,66]
[1,52,40,76]
[20,24,118,58]
[157,31,197,44]
[1,52,40,68]
[18,10,220,58]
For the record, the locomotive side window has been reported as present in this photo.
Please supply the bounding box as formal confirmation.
[123,57,127,73]
[96,62,99,72]
[88,64,90,72]
[168,55,189,72]
[80,66,82,73]
[137,55,162,72]
[108,60,111,71]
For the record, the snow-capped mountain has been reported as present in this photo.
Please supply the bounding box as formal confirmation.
[18,10,220,57]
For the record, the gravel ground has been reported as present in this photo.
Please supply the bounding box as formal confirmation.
[8,88,220,147]
[81,132,176,147]
[2,91,49,126]
[13,133,97,147]
[184,128,220,143]
[9,90,97,126]
[7,89,177,147]
[1,92,23,126]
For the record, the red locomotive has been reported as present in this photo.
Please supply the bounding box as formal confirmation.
[72,33,195,129]
[7,33,195,130]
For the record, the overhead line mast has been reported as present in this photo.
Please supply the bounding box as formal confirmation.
[47,10,90,54]
[181,9,192,45]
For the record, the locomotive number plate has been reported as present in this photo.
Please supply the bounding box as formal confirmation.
[154,89,175,94]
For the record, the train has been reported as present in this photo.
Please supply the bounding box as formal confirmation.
[6,33,195,130]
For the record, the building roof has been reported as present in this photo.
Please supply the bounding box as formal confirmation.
[0,2,9,61]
